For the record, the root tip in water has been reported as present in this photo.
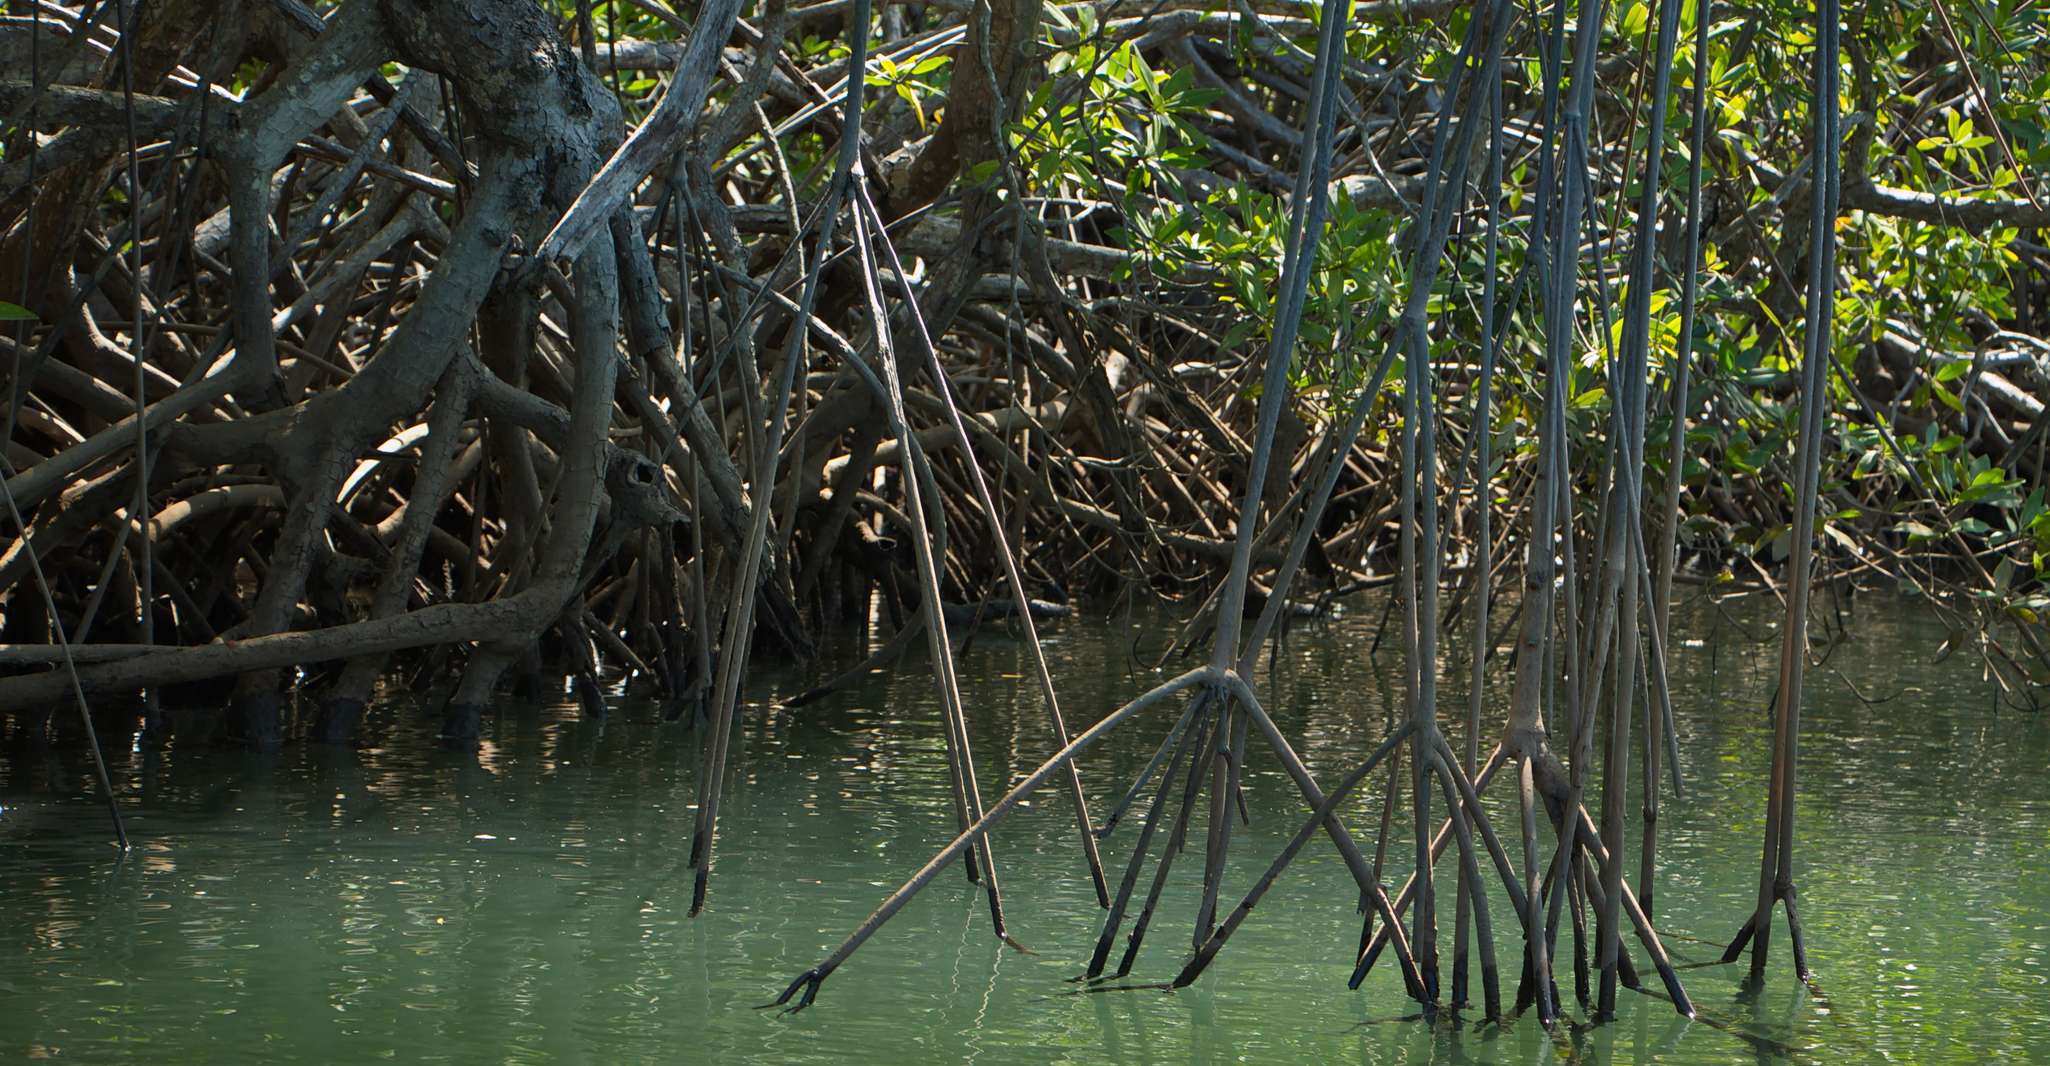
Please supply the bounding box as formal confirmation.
[763,969,827,1014]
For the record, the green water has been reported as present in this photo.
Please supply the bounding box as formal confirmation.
[2,595,2046,1064]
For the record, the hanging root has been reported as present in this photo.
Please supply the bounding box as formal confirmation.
[768,667,1211,1011]
[1173,723,1413,988]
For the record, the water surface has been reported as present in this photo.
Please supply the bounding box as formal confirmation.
[2,593,2046,1063]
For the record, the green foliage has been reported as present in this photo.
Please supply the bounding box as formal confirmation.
[1016,13,1217,195]
[1124,184,1401,399]
[867,52,952,131]
[542,0,678,42]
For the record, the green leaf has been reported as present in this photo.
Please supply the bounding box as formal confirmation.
[1893,520,1938,541]
[1622,1,1649,35]
[0,301,35,321]
[1932,359,1972,383]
